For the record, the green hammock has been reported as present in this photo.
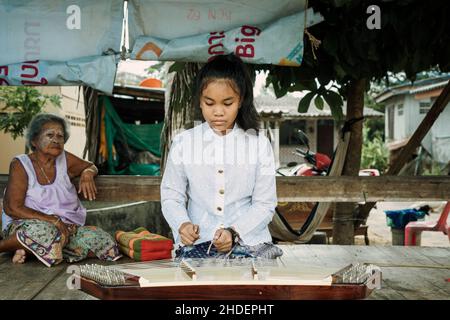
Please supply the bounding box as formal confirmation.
[101,95,162,176]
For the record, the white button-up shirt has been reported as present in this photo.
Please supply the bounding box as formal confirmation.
[161,121,277,247]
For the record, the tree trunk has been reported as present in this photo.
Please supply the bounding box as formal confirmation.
[160,63,203,174]
[82,86,100,163]
[332,78,366,245]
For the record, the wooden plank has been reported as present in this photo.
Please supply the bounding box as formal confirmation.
[338,246,410,299]
[367,246,449,300]
[0,259,65,300]
[0,252,10,265]
[278,244,335,270]
[345,246,450,299]
[289,245,353,270]
[277,244,303,265]
[289,245,407,300]
[33,265,96,300]
[413,246,450,266]
[276,176,450,202]
[34,257,136,300]
[385,246,450,296]
[365,285,409,300]
[348,247,407,300]
[2,175,450,202]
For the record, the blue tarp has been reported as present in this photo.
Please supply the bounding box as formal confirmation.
[384,208,428,229]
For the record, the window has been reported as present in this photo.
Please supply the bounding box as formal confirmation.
[419,102,431,114]
[397,104,404,116]
[279,120,306,146]
[388,106,394,140]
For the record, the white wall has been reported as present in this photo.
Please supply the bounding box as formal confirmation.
[410,96,432,153]
[385,104,391,141]
[59,87,86,159]
[430,103,450,163]
[395,101,406,140]
[385,96,407,142]
[384,93,450,164]
[0,86,87,174]
[0,134,26,174]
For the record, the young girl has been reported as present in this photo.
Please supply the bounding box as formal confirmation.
[160,54,282,259]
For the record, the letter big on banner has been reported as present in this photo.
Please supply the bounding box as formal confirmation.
[0,0,324,93]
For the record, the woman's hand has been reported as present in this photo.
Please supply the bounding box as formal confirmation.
[178,222,200,246]
[52,217,71,247]
[213,228,232,252]
[78,169,97,201]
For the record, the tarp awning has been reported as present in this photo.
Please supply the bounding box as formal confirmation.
[0,0,324,93]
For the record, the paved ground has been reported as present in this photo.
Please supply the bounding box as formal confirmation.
[360,201,449,246]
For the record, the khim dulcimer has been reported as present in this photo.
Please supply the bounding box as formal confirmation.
[75,258,381,300]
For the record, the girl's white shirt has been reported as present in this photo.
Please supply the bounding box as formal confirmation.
[161,121,277,247]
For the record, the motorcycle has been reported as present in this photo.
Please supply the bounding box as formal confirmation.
[276,130,380,177]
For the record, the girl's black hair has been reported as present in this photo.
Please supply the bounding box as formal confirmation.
[193,54,260,134]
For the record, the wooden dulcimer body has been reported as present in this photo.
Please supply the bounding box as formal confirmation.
[77,258,381,300]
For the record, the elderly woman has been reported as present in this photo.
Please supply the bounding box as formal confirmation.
[0,113,121,266]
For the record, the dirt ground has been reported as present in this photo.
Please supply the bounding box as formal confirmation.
[354,201,449,246]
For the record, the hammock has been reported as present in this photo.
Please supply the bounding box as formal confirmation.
[269,127,352,243]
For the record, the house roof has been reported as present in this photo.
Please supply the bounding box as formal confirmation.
[374,74,450,103]
[255,93,384,120]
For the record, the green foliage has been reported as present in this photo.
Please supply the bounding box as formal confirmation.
[364,91,385,141]
[361,125,389,173]
[298,91,315,113]
[422,161,447,176]
[0,87,61,139]
[422,160,448,176]
[145,62,165,76]
[168,62,187,74]
[258,0,450,120]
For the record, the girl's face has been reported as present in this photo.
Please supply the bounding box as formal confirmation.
[32,122,65,157]
[200,79,240,135]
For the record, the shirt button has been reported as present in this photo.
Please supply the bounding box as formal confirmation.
[217,207,222,211]
[219,189,224,195]
[218,169,224,174]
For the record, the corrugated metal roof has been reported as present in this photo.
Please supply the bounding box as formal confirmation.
[255,93,384,119]
[375,75,450,103]
[409,80,449,94]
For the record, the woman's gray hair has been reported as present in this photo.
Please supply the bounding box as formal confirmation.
[26,113,70,151]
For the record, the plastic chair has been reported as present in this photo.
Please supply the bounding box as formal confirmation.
[404,201,450,246]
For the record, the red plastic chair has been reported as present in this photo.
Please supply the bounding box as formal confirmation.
[405,201,450,246]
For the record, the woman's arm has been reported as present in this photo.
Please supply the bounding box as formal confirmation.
[3,159,58,224]
[66,151,98,200]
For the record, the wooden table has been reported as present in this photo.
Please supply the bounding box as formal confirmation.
[0,245,448,300]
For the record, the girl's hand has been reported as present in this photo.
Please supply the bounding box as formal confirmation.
[78,169,97,201]
[179,222,200,245]
[213,228,232,252]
